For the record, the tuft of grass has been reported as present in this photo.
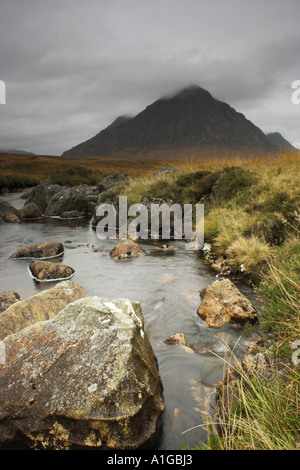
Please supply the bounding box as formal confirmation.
[204,206,258,256]
[225,235,274,274]
[216,364,300,450]
[259,236,300,350]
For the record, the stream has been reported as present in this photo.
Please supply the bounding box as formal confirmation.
[0,192,261,450]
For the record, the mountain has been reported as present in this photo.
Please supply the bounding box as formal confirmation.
[0,149,35,155]
[266,132,298,152]
[62,85,277,158]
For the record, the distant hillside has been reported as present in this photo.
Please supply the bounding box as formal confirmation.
[0,149,35,155]
[62,85,277,159]
[266,132,298,152]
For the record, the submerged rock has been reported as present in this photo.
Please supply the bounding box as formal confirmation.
[110,239,146,260]
[9,241,64,259]
[163,333,187,346]
[28,260,75,282]
[0,291,20,314]
[0,296,164,449]
[197,278,257,327]
[0,280,86,340]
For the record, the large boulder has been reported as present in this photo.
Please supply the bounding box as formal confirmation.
[0,199,20,218]
[0,280,86,340]
[19,203,42,219]
[3,212,20,223]
[197,278,257,327]
[75,184,99,198]
[0,291,20,314]
[28,260,75,282]
[110,239,146,260]
[0,199,20,223]
[44,187,92,217]
[97,171,128,193]
[9,241,64,260]
[0,297,164,449]
[25,181,63,212]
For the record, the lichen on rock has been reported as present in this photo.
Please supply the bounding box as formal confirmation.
[0,296,164,450]
[197,278,257,327]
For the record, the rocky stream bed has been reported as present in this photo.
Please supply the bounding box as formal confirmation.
[0,189,263,450]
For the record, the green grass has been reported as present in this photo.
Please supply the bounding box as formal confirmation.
[259,236,300,352]
[216,363,300,450]
[1,149,299,450]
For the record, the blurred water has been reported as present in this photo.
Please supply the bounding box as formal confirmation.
[0,192,260,449]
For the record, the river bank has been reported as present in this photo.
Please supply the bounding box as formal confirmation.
[0,151,299,449]
[91,151,299,450]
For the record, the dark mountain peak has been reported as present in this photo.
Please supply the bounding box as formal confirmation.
[163,85,212,100]
[62,85,277,158]
[266,132,298,152]
[109,115,132,129]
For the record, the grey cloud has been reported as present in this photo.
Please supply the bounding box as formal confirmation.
[0,0,300,154]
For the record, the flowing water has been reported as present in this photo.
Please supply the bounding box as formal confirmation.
[0,192,261,450]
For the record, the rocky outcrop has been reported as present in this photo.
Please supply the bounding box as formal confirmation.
[25,182,94,217]
[197,278,257,327]
[0,281,86,341]
[19,203,42,219]
[25,181,62,212]
[0,291,20,314]
[1,197,42,222]
[110,239,146,260]
[28,260,75,282]
[20,189,34,200]
[97,171,128,193]
[44,188,92,217]
[9,241,64,260]
[0,296,164,449]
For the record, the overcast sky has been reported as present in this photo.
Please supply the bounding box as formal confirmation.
[0,0,299,155]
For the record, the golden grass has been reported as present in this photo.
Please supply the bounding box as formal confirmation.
[225,235,274,273]
[0,148,298,185]
[217,362,300,450]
